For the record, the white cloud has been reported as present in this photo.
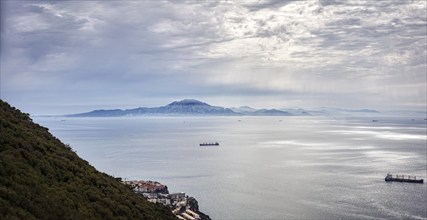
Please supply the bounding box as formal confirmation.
[0,0,426,113]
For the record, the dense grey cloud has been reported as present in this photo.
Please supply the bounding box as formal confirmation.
[1,0,426,114]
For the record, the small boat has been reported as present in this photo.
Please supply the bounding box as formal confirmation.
[385,173,423,183]
[200,142,219,146]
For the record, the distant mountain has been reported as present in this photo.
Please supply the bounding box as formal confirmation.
[77,109,126,117]
[68,99,238,117]
[247,109,293,116]
[306,107,380,116]
[157,99,236,115]
[230,106,258,113]
[67,100,383,117]
[280,108,311,116]
[379,110,427,116]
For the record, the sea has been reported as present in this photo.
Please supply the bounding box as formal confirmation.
[34,115,427,220]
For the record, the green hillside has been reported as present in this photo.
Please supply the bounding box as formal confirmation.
[0,100,177,220]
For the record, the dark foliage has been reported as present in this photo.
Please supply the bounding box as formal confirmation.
[0,100,177,220]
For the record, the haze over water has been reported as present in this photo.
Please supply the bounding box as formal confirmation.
[35,115,426,219]
[2,1,426,218]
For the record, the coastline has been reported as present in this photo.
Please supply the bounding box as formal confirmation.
[122,179,211,220]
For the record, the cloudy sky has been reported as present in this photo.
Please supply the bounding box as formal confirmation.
[1,0,426,114]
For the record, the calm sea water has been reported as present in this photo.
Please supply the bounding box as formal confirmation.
[34,116,427,219]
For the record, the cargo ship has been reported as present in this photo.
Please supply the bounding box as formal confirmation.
[385,174,423,183]
[200,142,219,146]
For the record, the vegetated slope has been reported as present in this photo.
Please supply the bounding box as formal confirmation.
[0,100,177,220]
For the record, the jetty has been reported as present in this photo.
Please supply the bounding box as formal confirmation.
[385,174,423,183]
[199,142,219,146]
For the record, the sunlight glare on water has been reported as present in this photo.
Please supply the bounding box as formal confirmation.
[35,116,427,219]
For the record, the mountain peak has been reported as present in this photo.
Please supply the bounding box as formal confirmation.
[161,99,237,115]
[168,99,208,106]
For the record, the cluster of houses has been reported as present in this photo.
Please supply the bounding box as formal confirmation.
[123,180,201,220]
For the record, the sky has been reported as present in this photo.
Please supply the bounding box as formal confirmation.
[1,0,426,115]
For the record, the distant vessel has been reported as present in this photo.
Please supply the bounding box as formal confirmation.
[200,142,219,146]
[385,174,423,183]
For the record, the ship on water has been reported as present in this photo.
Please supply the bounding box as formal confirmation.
[385,174,424,183]
[200,142,219,146]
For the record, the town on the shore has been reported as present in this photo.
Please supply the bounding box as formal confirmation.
[123,179,209,220]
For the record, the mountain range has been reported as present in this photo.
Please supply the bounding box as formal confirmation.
[66,99,383,117]
[68,99,236,117]
[67,99,297,117]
